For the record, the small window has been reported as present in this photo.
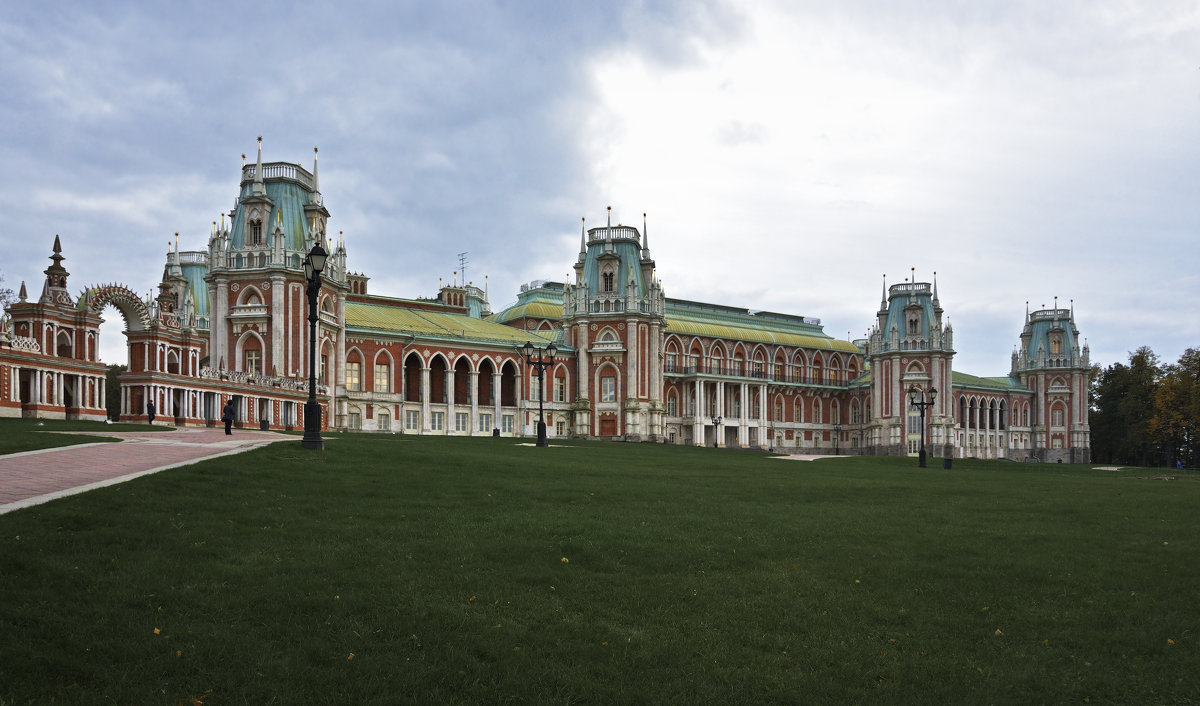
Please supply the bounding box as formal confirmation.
[479,413,493,432]
[455,412,469,432]
[244,349,261,376]
[555,420,566,436]
[378,413,390,431]
[346,361,361,391]
[554,377,566,402]
[405,410,420,430]
[431,411,444,431]
[348,412,361,430]
[374,363,390,393]
[250,220,263,246]
[601,376,616,403]
[502,415,514,433]
[602,271,615,292]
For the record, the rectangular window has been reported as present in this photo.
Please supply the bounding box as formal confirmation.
[1052,409,1064,427]
[554,377,566,402]
[405,410,420,430]
[455,412,469,432]
[244,350,261,376]
[378,413,390,431]
[348,412,361,430]
[374,363,390,393]
[320,354,328,385]
[555,420,565,436]
[431,411,444,431]
[346,362,361,391]
[667,396,677,416]
[502,414,514,433]
[601,376,616,403]
[479,413,493,432]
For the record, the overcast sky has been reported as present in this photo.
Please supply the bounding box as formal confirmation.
[2,0,1196,375]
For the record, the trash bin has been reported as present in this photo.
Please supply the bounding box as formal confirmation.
[492,428,500,437]
[260,419,269,431]
[943,457,952,469]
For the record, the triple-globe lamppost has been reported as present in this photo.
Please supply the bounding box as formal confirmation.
[301,241,328,450]
[908,385,937,468]
[521,341,557,447]
[711,413,722,448]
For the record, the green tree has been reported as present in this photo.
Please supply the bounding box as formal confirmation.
[106,364,126,421]
[1091,346,1161,465]
[1149,348,1199,468]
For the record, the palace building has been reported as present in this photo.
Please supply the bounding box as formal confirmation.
[0,143,1091,462]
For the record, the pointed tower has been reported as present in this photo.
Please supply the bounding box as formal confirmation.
[560,208,666,440]
[865,274,955,457]
[206,139,344,386]
[1011,300,1090,462]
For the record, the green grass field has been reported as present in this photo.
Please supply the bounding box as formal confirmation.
[0,418,166,456]
[1,430,1196,704]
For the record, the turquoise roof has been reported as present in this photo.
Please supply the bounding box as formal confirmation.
[229,164,318,253]
[883,282,938,338]
[1021,309,1079,359]
[581,226,648,299]
[179,253,209,320]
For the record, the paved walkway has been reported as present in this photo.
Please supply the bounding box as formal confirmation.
[0,428,292,515]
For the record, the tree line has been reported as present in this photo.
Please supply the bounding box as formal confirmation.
[1091,346,1198,467]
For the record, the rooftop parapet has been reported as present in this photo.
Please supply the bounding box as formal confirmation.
[240,162,315,190]
[587,225,640,246]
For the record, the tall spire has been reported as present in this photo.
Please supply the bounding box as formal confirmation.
[641,211,650,259]
[880,274,887,308]
[312,146,320,192]
[932,271,940,305]
[252,136,265,196]
[578,217,586,259]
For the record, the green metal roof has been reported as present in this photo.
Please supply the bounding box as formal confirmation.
[951,371,1029,392]
[491,283,566,324]
[664,300,860,353]
[347,301,560,348]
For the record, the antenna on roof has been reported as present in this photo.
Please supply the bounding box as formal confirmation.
[457,251,469,284]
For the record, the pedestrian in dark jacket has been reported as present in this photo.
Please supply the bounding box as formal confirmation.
[146,401,156,425]
[222,400,235,435]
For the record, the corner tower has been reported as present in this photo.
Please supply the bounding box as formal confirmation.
[866,273,955,457]
[206,141,347,393]
[562,209,666,440]
[1011,300,1090,462]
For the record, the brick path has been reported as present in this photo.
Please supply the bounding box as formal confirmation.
[0,428,291,515]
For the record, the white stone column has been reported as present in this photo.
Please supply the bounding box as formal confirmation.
[271,274,285,374]
[577,322,590,399]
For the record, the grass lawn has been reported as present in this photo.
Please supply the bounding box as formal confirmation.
[0,433,1196,704]
[0,418,168,456]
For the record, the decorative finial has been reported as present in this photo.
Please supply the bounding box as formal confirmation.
[241,153,246,167]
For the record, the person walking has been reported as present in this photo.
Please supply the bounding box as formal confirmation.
[146,400,156,425]
[222,399,235,435]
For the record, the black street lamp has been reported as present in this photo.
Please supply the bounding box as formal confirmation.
[908,385,937,468]
[301,241,329,450]
[521,340,557,447]
[712,413,722,448]
[833,423,842,455]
